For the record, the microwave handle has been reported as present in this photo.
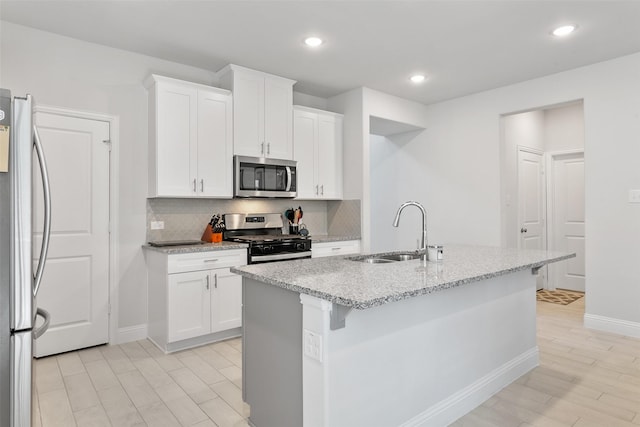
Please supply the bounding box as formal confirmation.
[285,166,292,192]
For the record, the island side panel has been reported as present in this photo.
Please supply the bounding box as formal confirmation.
[243,277,303,427]
[300,269,538,427]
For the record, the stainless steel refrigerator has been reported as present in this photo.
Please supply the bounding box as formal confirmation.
[0,89,52,426]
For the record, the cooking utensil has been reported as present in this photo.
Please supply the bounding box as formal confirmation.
[285,209,294,224]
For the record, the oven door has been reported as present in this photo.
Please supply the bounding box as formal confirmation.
[235,156,297,198]
[249,239,312,264]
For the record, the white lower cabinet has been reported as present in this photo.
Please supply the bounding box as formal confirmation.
[146,249,246,352]
[311,240,361,258]
[168,270,211,342]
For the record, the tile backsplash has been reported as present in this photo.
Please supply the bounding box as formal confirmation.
[327,199,361,237]
[146,198,361,242]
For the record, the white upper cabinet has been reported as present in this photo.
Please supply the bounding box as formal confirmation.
[293,106,343,200]
[146,75,233,198]
[218,64,295,160]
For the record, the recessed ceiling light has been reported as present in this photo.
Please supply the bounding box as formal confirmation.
[552,25,577,37]
[410,74,426,84]
[304,37,323,47]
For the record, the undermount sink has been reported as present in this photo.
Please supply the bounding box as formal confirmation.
[361,258,395,264]
[349,252,422,263]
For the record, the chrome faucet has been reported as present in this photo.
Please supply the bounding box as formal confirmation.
[393,201,428,261]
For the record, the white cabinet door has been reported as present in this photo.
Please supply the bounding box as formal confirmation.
[211,268,243,333]
[197,89,233,197]
[264,77,293,159]
[231,71,264,157]
[293,106,344,200]
[147,75,233,198]
[219,65,295,159]
[168,270,211,342]
[317,114,343,199]
[156,82,198,197]
[293,109,318,199]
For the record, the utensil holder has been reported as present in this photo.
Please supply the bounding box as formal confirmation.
[289,224,299,235]
[201,224,214,242]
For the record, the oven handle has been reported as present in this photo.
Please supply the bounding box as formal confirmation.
[251,251,311,263]
[285,166,292,192]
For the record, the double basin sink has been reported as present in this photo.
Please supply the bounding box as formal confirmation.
[349,251,423,264]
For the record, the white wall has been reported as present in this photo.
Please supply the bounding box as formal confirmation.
[369,134,399,252]
[385,52,640,330]
[0,22,220,334]
[545,102,585,152]
[329,87,429,252]
[501,104,584,249]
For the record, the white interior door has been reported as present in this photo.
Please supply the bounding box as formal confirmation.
[33,111,110,357]
[548,152,585,292]
[517,148,546,288]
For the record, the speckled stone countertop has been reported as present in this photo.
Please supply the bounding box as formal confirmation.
[231,245,575,309]
[311,235,361,243]
[142,241,248,254]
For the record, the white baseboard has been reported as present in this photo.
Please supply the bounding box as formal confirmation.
[584,314,640,339]
[400,347,539,427]
[117,323,148,344]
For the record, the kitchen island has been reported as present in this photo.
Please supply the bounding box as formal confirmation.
[232,245,574,427]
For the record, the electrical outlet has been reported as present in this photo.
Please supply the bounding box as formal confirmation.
[150,221,164,230]
[629,190,640,204]
[303,329,323,362]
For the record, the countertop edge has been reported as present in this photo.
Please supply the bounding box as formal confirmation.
[231,252,575,309]
[143,242,248,254]
[311,235,361,243]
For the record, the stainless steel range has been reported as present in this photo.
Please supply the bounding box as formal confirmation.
[223,213,311,264]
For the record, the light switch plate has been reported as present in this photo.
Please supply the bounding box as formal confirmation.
[303,329,323,362]
[628,190,640,204]
[150,221,164,230]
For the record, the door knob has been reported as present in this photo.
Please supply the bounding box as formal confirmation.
[520,228,528,233]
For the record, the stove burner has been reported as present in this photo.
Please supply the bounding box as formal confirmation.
[223,213,312,264]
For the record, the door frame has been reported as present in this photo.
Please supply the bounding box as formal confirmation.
[545,148,585,291]
[516,145,548,288]
[34,104,120,346]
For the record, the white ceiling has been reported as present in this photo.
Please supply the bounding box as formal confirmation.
[2,1,640,105]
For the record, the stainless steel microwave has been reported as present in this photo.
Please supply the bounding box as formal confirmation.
[234,155,297,198]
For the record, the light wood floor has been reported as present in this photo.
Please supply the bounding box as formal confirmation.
[34,338,248,427]
[34,298,640,426]
[454,297,640,427]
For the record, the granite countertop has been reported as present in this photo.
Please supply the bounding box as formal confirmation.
[311,235,361,243]
[143,241,248,254]
[231,245,575,309]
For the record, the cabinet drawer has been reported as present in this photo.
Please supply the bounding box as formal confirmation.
[312,240,361,258]
[168,250,247,274]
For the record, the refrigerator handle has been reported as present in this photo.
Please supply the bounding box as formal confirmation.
[33,126,51,297]
[34,307,51,339]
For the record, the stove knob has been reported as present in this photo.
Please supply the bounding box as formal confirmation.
[296,243,307,251]
[263,245,273,254]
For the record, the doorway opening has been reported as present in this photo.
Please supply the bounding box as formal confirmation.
[500,101,585,310]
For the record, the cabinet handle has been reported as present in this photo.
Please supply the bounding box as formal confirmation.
[206,275,210,290]
[200,179,204,192]
[204,259,219,263]
[267,143,270,155]
[315,185,319,195]
[193,179,197,192]
[331,247,341,251]
[321,185,324,196]
[214,273,218,289]
[261,142,265,155]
